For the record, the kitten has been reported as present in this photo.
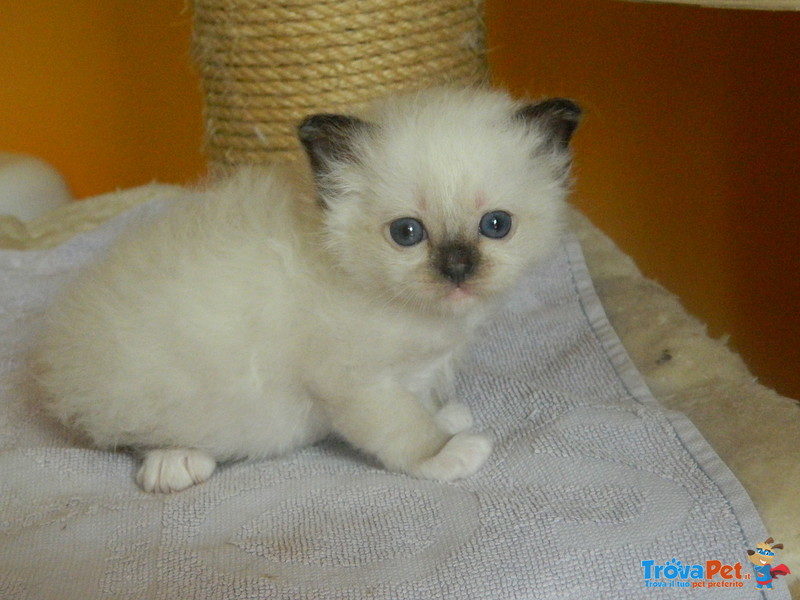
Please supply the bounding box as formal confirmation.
[33,87,581,493]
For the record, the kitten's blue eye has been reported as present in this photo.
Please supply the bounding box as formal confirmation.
[479,211,512,239]
[389,217,426,247]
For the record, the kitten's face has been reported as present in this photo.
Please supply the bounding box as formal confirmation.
[299,88,580,315]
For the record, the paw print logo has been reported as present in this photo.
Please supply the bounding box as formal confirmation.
[662,558,684,578]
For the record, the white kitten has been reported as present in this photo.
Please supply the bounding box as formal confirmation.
[33,87,580,493]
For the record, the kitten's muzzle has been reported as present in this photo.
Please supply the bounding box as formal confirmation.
[435,241,480,286]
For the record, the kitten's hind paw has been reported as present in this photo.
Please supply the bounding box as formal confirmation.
[412,432,492,482]
[434,402,474,435]
[136,449,216,493]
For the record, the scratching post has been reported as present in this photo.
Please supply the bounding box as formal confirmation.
[192,0,487,171]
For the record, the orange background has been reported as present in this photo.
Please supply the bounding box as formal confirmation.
[0,1,206,196]
[2,0,799,399]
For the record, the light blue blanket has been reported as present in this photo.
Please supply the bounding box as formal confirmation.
[0,199,784,599]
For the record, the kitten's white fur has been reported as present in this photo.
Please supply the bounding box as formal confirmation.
[33,87,579,492]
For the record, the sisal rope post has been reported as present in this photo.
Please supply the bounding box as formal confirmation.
[192,0,487,172]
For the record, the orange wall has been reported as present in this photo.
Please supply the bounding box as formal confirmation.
[2,0,799,398]
[0,0,206,198]
[487,0,800,399]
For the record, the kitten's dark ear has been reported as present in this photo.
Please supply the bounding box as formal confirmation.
[297,114,370,177]
[515,98,582,150]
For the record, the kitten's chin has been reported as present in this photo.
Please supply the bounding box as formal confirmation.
[438,284,488,315]
[447,286,473,304]
[382,282,494,317]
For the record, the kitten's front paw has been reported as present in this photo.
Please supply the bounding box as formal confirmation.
[434,402,474,435]
[136,449,216,493]
[412,432,492,482]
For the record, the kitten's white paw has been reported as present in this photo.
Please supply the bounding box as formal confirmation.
[434,402,474,435]
[136,449,216,493]
[412,432,492,482]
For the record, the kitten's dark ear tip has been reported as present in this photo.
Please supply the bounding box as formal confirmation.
[297,115,317,142]
[516,98,582,149]
[297,114,343,143]
[297,113,369,144]
[297,113,369,174]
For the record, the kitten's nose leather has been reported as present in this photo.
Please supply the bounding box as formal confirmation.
[437,242,478,285]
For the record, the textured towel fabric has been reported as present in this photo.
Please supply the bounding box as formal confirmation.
[0,199,785,599]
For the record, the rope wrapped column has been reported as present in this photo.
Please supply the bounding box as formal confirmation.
[192,0,487,171]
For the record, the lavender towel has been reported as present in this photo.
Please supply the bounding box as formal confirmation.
[0,198,784,599]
